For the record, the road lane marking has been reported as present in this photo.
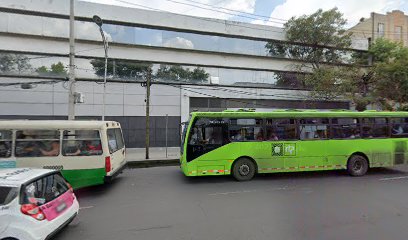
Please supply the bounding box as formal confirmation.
[208,187,290,196]
[208,190,256,196]
[79,206,94,210]
[379,176,408,181]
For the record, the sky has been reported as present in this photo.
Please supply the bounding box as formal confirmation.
[82,0,408,28]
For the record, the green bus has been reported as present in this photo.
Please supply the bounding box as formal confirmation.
[180,110,408,181]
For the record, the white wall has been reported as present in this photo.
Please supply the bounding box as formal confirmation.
[0,78,181,117]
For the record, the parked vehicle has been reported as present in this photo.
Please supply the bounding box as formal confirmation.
[0,168,79,240]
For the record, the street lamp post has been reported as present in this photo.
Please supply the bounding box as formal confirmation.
[93,15,108,121]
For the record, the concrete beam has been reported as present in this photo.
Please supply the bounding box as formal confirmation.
[0,34,311,73]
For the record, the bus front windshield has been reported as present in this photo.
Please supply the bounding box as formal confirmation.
[180,121,189,154]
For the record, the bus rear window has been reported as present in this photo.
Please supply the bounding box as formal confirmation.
[62,130,102,156]
[107,128,125,153]
[0,186,18,205]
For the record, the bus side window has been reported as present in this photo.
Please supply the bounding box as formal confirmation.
[331,118,360,139]
[62,130,102,156]
[391,118,408,137]
[229,119,263,141]
[265,118,296,140]
[15,130,60,157]
[361,118,388,138]
[299,118,329,140]
[0,130,12,158]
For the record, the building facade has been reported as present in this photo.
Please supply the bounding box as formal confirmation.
[349,10,408,48]
[0,0,353,148]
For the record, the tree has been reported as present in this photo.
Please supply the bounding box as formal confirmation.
[90,59,152,80]
[370,39,408,110]
[266,8,354,91]
[266,8,378,110]
[275,72,306,88]
[36,62,67,76]
[155,65,209,83]
[266,8,352,70]
[0,54,31,73]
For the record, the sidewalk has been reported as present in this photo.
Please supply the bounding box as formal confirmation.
[125,147,180,168]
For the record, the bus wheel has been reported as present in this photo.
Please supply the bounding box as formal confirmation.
[347,155,368,176]
[232,158,256,181]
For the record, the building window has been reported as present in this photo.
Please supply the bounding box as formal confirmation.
[378,23,385,37]
[395,26,402,41]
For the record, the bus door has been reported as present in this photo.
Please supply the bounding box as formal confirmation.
[265,119,297,171]
[297,118,330,169]
[186,118,228,162]
[0,130,15,168]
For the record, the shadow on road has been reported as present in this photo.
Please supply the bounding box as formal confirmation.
[180,167,408,184]
[73,177,124,198]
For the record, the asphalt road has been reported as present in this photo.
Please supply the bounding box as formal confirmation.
[55,166,408,240]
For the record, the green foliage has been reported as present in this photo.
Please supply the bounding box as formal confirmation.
[370,39,408,109]
[266,8,354,92]
[36,62,67,76]
[90,59,152,79]
[0,54,31,73]
[275,72,306,88]
[156,65,209,83]
[266,8,352,70]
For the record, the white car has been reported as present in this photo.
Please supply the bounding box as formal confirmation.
[0,168,79,240]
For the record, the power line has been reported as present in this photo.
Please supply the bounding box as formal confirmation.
[182,0,287,22]
[113,0,285,33]
[162,82,315,109]
[165,0,285,25]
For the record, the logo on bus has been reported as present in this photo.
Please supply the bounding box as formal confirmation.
[272,143,296,156]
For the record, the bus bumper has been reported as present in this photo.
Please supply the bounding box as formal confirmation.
[105,161,127,182]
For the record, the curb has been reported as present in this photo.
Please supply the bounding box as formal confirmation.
[126,159,180,169]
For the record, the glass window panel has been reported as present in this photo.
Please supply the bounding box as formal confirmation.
[265,125,296,140]
[0,130,12,158]
[15,130,60,157]
[22,173,68,205]
[62,130,102,156]
[391,118,408,137]
[378,23,385,37]
[299,118,329,140]
[0,186,18,205]
[361,118,389,138]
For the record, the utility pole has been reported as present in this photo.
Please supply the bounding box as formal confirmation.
[68,0,76,120]
[145,68,152,159]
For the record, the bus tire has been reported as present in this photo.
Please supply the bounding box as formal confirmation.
[232,157,256,181]
[347,154,368,176]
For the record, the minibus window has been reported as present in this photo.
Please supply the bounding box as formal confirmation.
[62,130,102,156]
[107,128,124,154]
[15,130,60,157]
[0,130,12,158]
